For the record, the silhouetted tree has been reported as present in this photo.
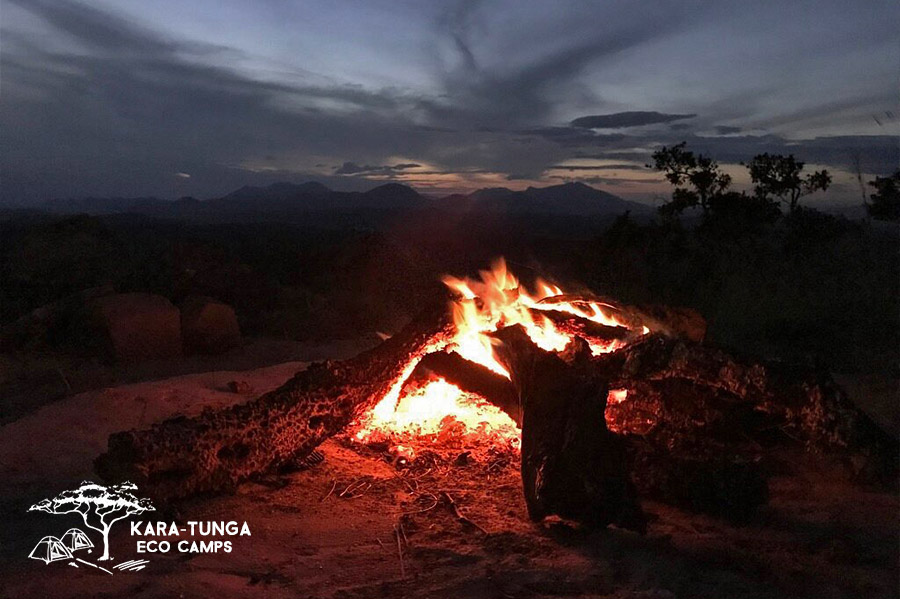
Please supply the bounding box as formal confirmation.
[866,170,900,221]
[747,153,831,212]
[650,142,732,216]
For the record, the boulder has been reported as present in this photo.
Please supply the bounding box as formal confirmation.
[180,296,241,355]
[89,293,182,363]
[0,286,115,352]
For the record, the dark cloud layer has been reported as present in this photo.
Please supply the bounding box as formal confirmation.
[334,162,422,175]
[571,112,697,129]
[1,0,896,205]
[549,164,649,172]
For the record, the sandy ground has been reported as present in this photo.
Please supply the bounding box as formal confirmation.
[0,361,897,599]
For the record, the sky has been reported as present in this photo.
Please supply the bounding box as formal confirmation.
[1,0,898,206]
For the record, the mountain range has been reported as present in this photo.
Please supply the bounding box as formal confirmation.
[36,181,652,223]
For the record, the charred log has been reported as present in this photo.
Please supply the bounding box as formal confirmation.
[600,335,897,482]
[528,308,635,344]
[401,350,521,425]
[95,305,454,502]
[486,328,769,522]
[490,325,646,532]
[604,378,770,518]
[535,295,706,342]
[626,435,768,521]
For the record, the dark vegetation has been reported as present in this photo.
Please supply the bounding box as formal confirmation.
[1,147,897,390]
[867,170,900,221]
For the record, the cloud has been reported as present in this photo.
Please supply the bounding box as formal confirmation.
[549,174,658,187]
[714,126,742,135]
[0,0,435,203]
[0,0,895,205]
[334,162,422,175]
[571,112,697,129]
[549,163,648,171]
[423,3,694,129]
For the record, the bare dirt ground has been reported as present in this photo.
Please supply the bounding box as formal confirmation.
[0,361,897,599]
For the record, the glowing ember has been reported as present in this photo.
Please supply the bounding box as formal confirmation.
[354,378,520,445]
[351,258,648,448]
[608,388,628,405]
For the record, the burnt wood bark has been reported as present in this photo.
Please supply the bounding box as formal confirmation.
[485,328,770,521]
[490,325,646,532]
[591,336,897,502]
[95,305,454,502]
[600,335,897,482]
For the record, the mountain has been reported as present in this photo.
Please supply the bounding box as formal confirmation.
[448,182,650,216]
[221,181,330,203]
[360,183,425,207]
[207,181,428,213]
[42,196,170,215]
[36,180,647,224]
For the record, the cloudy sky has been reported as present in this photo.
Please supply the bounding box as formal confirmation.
[1,0,897,205]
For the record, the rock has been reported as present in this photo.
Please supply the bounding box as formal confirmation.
[89,293,182,363]
[227,380,252,394]
[180,296,241,355]
[0,286,115,352]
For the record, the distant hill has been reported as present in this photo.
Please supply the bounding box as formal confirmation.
[204,181,429,214]
[43,196,172,215]
[38,180,649,224]
[445,182,651,216]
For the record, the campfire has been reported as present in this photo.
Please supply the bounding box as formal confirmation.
[350,258,645,453]
[95,259,895,529]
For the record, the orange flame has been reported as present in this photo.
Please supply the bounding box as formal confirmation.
[352,258,646,445]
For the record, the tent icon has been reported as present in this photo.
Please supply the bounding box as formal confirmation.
[60,528,94,553]
[28,536,73,564]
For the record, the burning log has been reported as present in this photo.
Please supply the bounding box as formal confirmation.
[536,294,707,342]
[401,350,521,425]
[428,360,771,519]
[528,308,634,344]
[490,325,646,531]
[602,335,897,478]
[479,327,770,522]
[605,378,769,519]
[379,327,886,521]
[95,305,454,502]
[93,253,895,528]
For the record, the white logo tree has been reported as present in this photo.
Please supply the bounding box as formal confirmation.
[29,481,154,561]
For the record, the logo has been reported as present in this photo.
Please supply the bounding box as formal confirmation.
[27,481,155,575]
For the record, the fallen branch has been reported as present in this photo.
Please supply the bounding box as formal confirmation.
[95,304,454,502]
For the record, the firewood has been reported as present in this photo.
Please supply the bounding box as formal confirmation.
[600,335,898,482]
[490,326,646,532]
[527,308,634,342]
[534,295,706,342]
[408,335,771,519]
[95,304,454,502]
[401,350,521,424]
[626,435,768,521]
